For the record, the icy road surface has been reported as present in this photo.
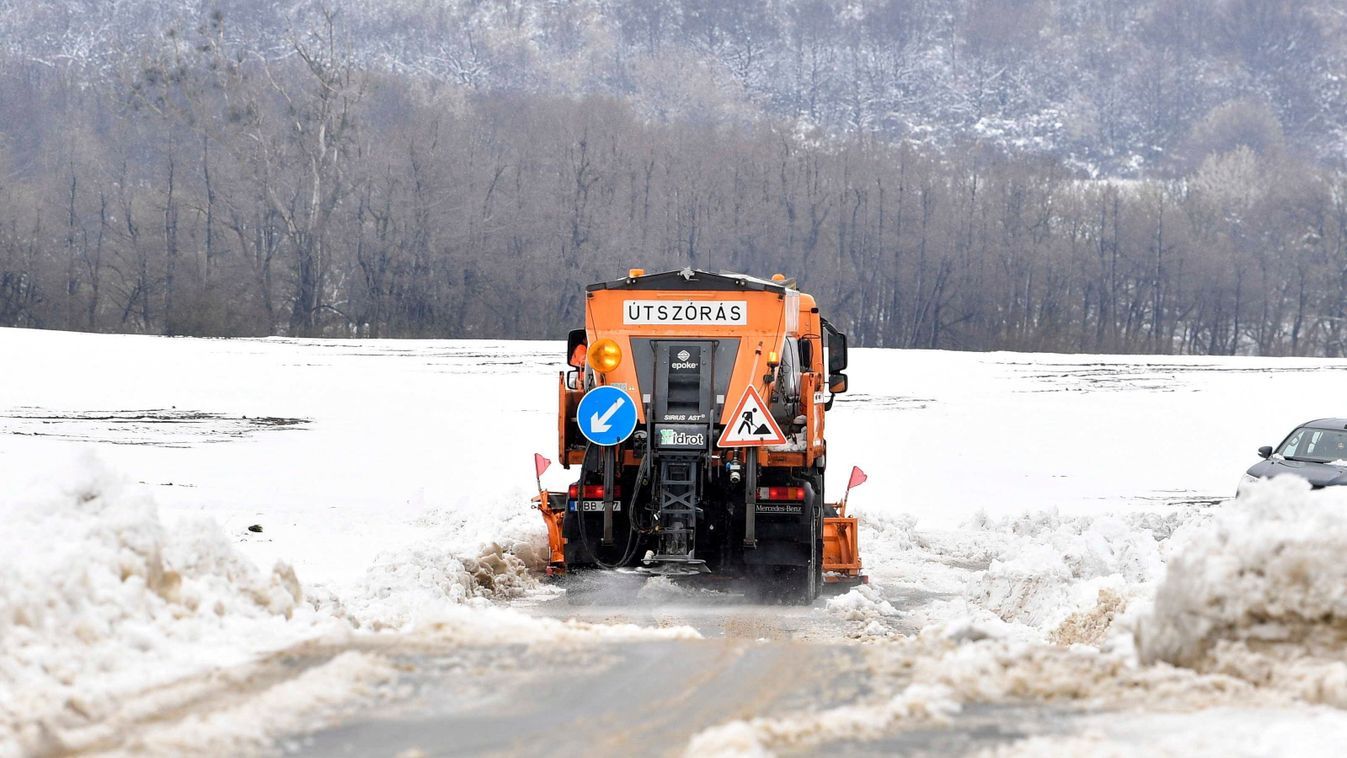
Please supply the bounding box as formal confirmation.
[8,328,1347,755]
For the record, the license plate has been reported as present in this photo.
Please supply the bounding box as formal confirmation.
[574,500,622,512]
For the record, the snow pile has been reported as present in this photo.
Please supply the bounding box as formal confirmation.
[856,509,921,557]
[983,706,1347,757]
[685,684,959,757]
[345,541,544,631]
[126,651,398,756]
[826,585,903,639]
[685,630,1279,757]
[901,635,1266,710]
[851,505,1206,647]
[1048,588,1127,648]
[409,501,553,575]
[964,510,1186,640]
[1138,477,1347,705]
[326,488,573,632]
[0,455,695,755]
[0,454,343,754]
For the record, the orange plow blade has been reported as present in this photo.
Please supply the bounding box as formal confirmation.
[533,491,568,576]
[822,502,864,584]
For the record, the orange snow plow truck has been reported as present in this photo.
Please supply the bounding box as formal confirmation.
[535,268,862,603]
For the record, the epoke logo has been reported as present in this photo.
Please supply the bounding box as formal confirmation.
[672,348,698,370]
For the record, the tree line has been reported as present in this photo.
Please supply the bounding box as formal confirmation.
[5,0,1344,177]
[1,12,1345,355]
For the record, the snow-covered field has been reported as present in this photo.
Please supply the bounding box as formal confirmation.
[6,327,1347,755]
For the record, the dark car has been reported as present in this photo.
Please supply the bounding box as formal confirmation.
[1241,418,1347,494]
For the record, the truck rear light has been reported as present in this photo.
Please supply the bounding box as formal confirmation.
[758,486,805,501]
[567,484,621,500]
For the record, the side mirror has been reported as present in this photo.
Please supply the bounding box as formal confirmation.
[828,372,848,394]
[822,318,848,374]
[566,328,587,369]
[1258,445,1273,459]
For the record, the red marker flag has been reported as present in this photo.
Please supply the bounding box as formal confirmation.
[848,466,868,490]
[534,453,551,480]
[841,466,868,514]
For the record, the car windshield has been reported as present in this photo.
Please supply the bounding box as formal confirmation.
[1278,427,1347,463]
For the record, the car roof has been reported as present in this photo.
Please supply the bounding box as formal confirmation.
[1301,418,1347,430]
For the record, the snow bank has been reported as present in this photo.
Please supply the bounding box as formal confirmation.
[127,651,398,756]
[847,504,1206,648]
[985,707,1347,757]
[901,635,1265,710]
[0,453,344,755]
[329,492,562,631]
[1137,477,1347,705]
[0,455,694,756]
[826,584,903,639]
[344,540,544,631]
[685,630,1275,757]
[966,511,1171,636]
[685,684,959,757]
[1048,588,1127,647]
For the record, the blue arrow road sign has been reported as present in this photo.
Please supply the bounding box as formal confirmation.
[577,385,638,446]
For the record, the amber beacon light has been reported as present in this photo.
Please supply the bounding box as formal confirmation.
[588,339,623,373]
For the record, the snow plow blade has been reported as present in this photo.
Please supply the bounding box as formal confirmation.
[533,491,569,576]
[822,502,864,585]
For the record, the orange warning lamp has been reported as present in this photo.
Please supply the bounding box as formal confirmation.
[588,339,623,374]
[767,350,780,368]
[628,268,646,278]
[771,273,786,282]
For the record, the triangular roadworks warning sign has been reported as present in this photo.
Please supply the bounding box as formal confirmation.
[717,385,787,447]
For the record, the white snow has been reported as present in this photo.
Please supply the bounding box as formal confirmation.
[0,448,694,755]
[987,707,1347,757]
[685,683,960,757]
[8,327,1347,753]
[0,453,349,754]
[0,328,703,754]
[124,651,400,756]
[1138,476,1347,706]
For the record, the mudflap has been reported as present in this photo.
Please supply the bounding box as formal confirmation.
[742,481,822,605]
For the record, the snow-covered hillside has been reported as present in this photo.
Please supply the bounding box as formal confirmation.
[2,0,1344,174]
[7,327,1347,754]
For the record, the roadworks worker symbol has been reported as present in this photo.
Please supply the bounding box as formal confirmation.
[717,385,786,447]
